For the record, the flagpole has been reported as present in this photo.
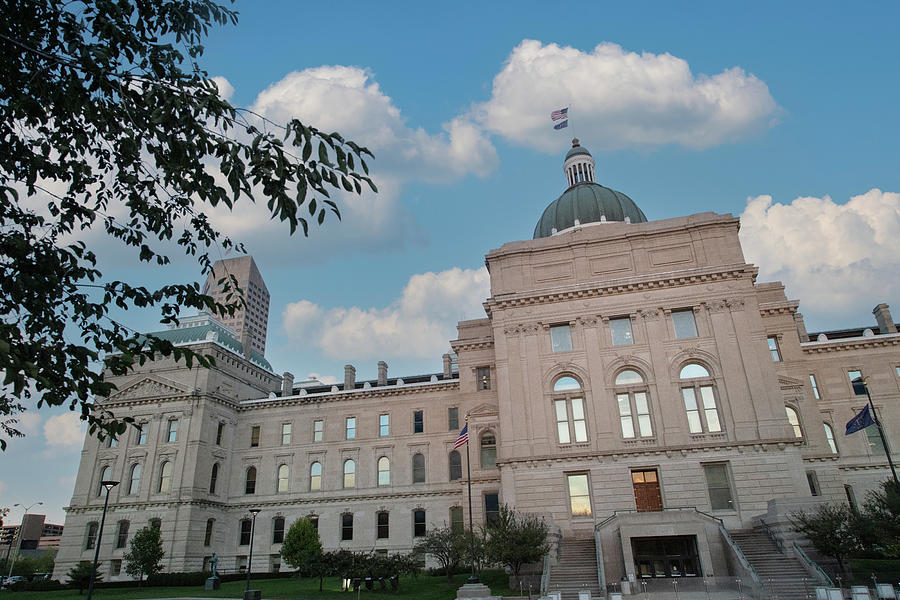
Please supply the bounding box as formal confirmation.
[464,415,479,583]
[856,377,899,487]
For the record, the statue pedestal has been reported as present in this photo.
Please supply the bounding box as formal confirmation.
[204,576,220,591]
[456,582,498,599]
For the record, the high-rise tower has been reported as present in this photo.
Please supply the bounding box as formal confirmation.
[202,255,270,354]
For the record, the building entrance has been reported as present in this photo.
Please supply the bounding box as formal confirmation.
[632,536,700,578]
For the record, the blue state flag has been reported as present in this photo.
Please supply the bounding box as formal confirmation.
[845,404,875,435]
[553,120,568,130]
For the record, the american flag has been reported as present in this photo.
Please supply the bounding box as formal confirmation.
[550,107,568,121]
[453,423,469,449]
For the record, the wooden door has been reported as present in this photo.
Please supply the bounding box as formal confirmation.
[632,469,662,512]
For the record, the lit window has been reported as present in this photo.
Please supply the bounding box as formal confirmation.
[157,461,172,493]
[379,414,390,437]
[166,419,179,443]
[204,519,214,546]
[412,453,426,483]
[309,462,322,491]
[703,464,734,510]
[115,520,129,549]
[345,417,356,439]
[281,423,291,445]
[343,459,356,488]
[250,425,260,447]
[209,463,219,494]
[809,375,820,399]
[615,370,652,438]
[610,317,634,346]
[413,410,424,434]
[477,367,491,390]
[313,420,323,442]
[680,363,721,433]
[449,451,462,481]
[567,474,591,517]
[550,324,573,352]
[413,510,426,537]
[823,423,838,454]
[128,464,142,495]
[553,376,587,443]
[341,514,353,541]
[272,517,285,544]
[277,464,289,493]
[245,467,256,494]
[378,457,390,486]
[377,512,389,539]
[785,407,803,438]
[672,310,698,339]
[448,407,459,431]
[480,432,497,468]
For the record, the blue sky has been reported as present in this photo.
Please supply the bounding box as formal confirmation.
[3,1,899,525]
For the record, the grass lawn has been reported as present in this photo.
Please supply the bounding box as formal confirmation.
[8,571,513,600]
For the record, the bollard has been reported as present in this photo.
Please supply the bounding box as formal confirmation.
[736,577,743,600]
[673,578,680,600]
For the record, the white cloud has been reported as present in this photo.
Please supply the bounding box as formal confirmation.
[15,411,42,436]
[43,413,86,448]
[211,76,234,102]
[740,189,900,321]
[283,266,490,360]
[474,40,779,152]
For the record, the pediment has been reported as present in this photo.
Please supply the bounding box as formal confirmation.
[778,375,805,390]
[110,376,192,401]
[468,402,499,418]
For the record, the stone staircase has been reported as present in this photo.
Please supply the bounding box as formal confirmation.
[546,537,602,600]
[730,530,817,600]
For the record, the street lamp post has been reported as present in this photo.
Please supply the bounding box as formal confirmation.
[5,501,43,584]
[244,509,261,599]
[86,481,118,600]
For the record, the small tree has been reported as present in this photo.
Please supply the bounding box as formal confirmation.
[485,504,550,582]
[123,526,164,584]
[66,561,100,594]
[791,503,862,575]
[415,526,467,581]
[280,518,323,575]
[863,480,900,557]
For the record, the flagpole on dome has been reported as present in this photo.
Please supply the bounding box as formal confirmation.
[851,377,899,487]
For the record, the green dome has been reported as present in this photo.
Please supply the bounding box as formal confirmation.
[565,145,592,160]
[533,182,648,239]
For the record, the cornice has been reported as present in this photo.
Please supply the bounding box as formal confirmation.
[801,333,900,354]
[450,338,495,353]
[239,380,460,411]
[758,300,800,317]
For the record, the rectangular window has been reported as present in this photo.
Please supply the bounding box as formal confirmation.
[477,367,491,390]
[767,336,782,361]
[567,474,591,517]
[166,419,178,443]
[281,423,291,446]
[484,493,500,525]
[215,422,224,445]
[341,514,353,541]
[809,375,820,399]
[137,426,147,446]
[448,407,459,431]
[703,464,734,511]
[848,370,865,395]
[345,417,356,439]
[239,520,252,545]
[413,510,426,537]
[250,425,260,447]
[550,324,573,352]
[683,387,721,433]
[379,414,390,437]
[844,485,857,511]
[272,517,285,544]
[806,471,820,496]
[450,507,464,534]
[610,317,634,346]
[555,400,571,444]
[672,309,698,339]
[556,399,587,443]
[413,410,424,434]
[310,516,318,531]
[896,366,900,378]
[204,520,213,546]
[110,559,121,577]
[313,420,323,442]
[115,521,129,549]
[377,512,389,539]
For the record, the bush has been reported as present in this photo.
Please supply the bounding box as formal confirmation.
[849,558,900,584]
[146,571,207,587]
[11,579,67,592]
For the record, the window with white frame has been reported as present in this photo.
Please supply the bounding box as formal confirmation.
[614,369,652,438]
[97,466,111,497]
[281,423,291,445]
[313,419,323,442]
[157,461,172,493]
[610,317,634,346]
[767,336,782,361]
[552,376,587,443]
[277,464,289,493]
[785,406,803,438]
[550,324,573,352]
[672,309,698,339]
[823,422,838,454]
[480,432,497,468]
[679,363,722,433]
[378,456,390,485]
[412,453,426,483]
[345,417,356,440]
[166,419,179,443]
[343,459,356,488]
[379,414,390,437]
[309,462,322,491]
[128,463,142,495]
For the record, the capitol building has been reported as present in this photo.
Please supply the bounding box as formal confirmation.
[53,141,899,592]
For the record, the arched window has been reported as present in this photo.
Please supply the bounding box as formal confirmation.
[209,463,219,494]
[449,451,462,481]
[679,363,721,433]
[823,423,838,454]
[785,407,803,438]
[128,464,142,495]
[343,459,355,488]
[245,466,257,494]
[157,461,172,493]
[310,462,322,491]
[552,375,587,443]
[98,466,111,497]
[277,464,289,493]
[412,453,426,483]
[614,369,653,438]
[480,432,496,468]
[377,457,390,486]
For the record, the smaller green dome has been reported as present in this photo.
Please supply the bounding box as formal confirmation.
[565,145,591,160]
[533,183,647,239]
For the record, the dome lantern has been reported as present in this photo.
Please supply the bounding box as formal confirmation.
[563,138,595,187]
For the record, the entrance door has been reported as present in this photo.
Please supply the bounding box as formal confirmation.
[632,469,662,512]
[632,536,701,578]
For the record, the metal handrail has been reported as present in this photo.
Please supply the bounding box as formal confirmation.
[596,506,724,530]
[793,542,834,587]
[719,524,764,590]
[758,517,785,554]
[540,550,551,595]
